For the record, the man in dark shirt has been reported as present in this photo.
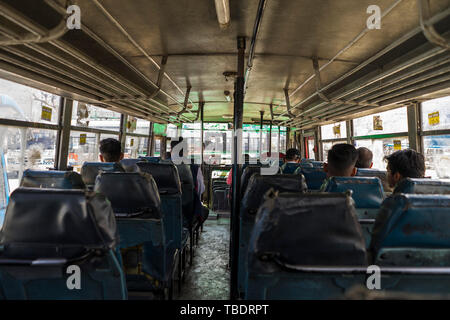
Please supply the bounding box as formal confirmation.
[320,143,359,191]
[370,149,426,253]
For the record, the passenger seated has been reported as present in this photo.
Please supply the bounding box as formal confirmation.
[370,149,426,254]
[99,138,124,164]
[281,148,301,174]
[384,149,426,192]
[355,147,373,169]
[320,143,358,191]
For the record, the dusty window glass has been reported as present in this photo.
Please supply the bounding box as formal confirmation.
[307,137,315,159]
[321,121,347,140]
[0,126,57,192]
[353,107,408,136]
[124,136,140,159]
[322,140,344,159]
[0,78,60,124]
[68,131,98,173]
[423,135,450,180]
[355,137,409,170]
[421,96,450,131]
[71,101,121,131]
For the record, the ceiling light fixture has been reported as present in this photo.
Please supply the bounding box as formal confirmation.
[214,0,230,30]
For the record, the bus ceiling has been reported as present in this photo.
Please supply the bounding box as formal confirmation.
[0,0,448,128]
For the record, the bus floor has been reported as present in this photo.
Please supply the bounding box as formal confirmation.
[175,216,230,300]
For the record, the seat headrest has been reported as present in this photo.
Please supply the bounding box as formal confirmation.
[242,174,308,216]
[139,156,160,163]
[81,162,125,186]
[311,161,324,168]
[176,164,193,185]
[324,176,384,208]
[299,162,313,168]
[251,192,367,267]
[241,165,264,194]
[294,167,327,190]
[21,170,85,189]
[0,188,117,259]
[394,178,450,195]
[371,194,450,252]
[356,168,392,192]
[136,162,182,194]
[281,163,302,174]
[94,172,161,218]
[119,159,143,173]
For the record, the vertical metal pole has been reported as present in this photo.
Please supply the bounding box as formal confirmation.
[230,36,245,300]
[268,121,272,154]
[57,98,73,170]
[54,96,65,169]
[286,127,291,151]
[346,120,354,145]
[119,114,127,152]
[300,130,306,158]
[407,103,421,152]
[147,122,154,156]
[277,125,281,153]
[259,111,264,156]
[200,102,205,164]
[315,126,322,161]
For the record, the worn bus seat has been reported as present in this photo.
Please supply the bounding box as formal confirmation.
[356,168,392,193]
[294,166,327,191]
[120,159,143,173]
[136,162,187,282]
[94,172,175,295]
[369,194,450,295]
[139,156,161,163]
[238,174,307,298]
[20,170,86,189]
[240,165,263,196]
[246,191,367,299]
[80,162,125,188]
[280,162,301,174]
[0,188,126,300]
[323,176,385,247]
[394,178,450,195]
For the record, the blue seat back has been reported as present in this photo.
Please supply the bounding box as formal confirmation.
[294,167,327,190]
[136,162,183,250]
[394,178,450,195]
[371,194,450,252]
[323,176,385,209]
[246,192,367,299]
[80,162,125,187]
[94,172,171,288]
[20,170,85,189]
[238,174,308,297]
[0,188,126,299]
[139,156,161,163]
[120,159,143,173]
[280,163,301,174]
[241,165,263,195]
[356,168,391,193]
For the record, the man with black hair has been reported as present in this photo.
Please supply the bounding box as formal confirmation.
[370,149,426,254]
[324,143,359,178]
[99,138,124,163]
[384,149,425,190]
[281,148,301,174]
[320,143,359,191]
[355,147,373,169]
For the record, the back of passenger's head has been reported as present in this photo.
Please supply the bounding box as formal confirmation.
[355,147,373,168]
[385,149,425,188]
[324,143,358,177]
[99,138,123,163]
[285,148,301,162]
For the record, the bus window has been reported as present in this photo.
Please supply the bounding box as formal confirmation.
[68,131,98,173]
[353,107,409,170]
[421,97,450,179]
[0,149,9,228]
[1,127,57,192]
[321,122,347,140]
[72,102,121,131]
[0,79,60,124]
